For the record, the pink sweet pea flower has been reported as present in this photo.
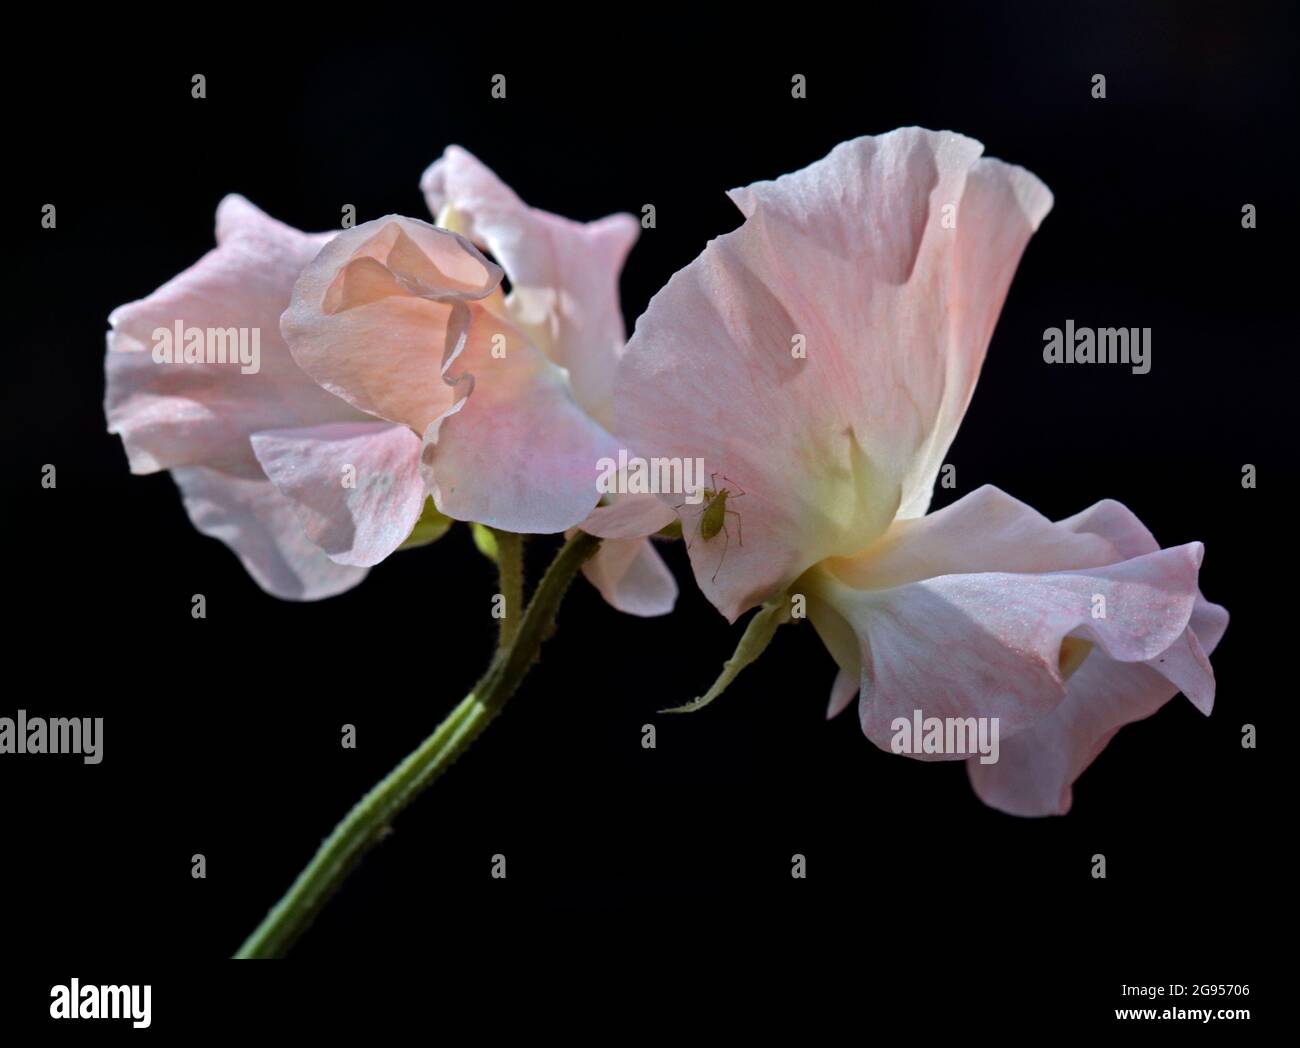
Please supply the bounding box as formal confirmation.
[611,128,1226,815]
[105,195,408,599]
[423,147,676,615]
[107,154,677,616]
[279,146,675,614]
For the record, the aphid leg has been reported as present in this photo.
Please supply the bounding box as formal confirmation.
[726,508,744,547]
[717,473,747,499]
[711,521,731,583]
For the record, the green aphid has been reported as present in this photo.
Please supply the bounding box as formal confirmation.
[683,473,746,582]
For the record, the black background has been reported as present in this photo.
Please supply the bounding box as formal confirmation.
[5,3,1290,1032]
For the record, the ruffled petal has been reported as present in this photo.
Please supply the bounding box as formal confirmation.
[967,597,1226,816]
[614,129,1052,621]
[250,421,426,567]
[172,465,367,601]
[281,215,502,435]
[966,500,1228,816]
[421,146,639,427]
[419,306,618,533]
[817,485,1118,590]
[285,213,608,533]
[106,195,362,477]
[804,488,1207,754]
[1057,496,1226,716]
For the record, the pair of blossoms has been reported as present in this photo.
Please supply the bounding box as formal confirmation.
[105,128,1225,817]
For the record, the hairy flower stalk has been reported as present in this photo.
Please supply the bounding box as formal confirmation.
[235,530,601,959]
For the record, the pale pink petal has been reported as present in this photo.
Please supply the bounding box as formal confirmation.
[420,310,618,533]
[574,493,679,614]
[106,195,363,477]
[967,597,1227,816]
[808,588,864,718]
[614,129,1052,621]
[826,668,859,720]
[579,493,678,539]
[284,213,609,533]
[250,421,426,567]
[809,535,1206,753]
[105,196,384,600]
[172,465,367,601]
[1057,496,1225,717]
[281,215,502,434]
[581,537,678,617]
[421,146,639,427]
[964,500,1229,816]
[819,485,1119,591]
[1059,498,1163,559]
[815,484,1119,727]
[890,156,1054,518]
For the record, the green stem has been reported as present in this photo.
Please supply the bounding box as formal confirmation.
[234,530,602,959]
[491,529,524,648]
